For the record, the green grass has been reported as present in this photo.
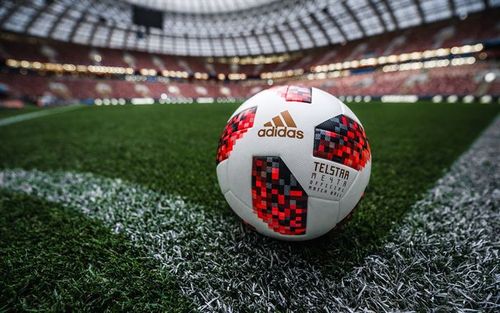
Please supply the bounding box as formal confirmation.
[0,105,41,119]
[0,191,192,312]
[0,101,498,310]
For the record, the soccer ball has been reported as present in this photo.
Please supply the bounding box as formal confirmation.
[216,86,371,241]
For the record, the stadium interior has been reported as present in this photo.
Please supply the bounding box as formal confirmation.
[0,0,498,106]
[0,0,499,312]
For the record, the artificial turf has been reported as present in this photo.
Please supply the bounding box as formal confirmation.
[0,191,193,312]
[0,105,40,119]
[0,101,498,310]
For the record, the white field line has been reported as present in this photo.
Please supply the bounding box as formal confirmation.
[0,116,498,312]
[0,105,82,127]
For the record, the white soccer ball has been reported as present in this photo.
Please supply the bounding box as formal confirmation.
[216,86,371,241]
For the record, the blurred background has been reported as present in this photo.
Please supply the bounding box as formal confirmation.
[0,0,498,108]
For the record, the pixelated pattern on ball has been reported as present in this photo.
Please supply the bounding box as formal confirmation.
[285,86,312,103]
[314,115,371,171]
[216,106,257,164]
[270,85,288,98]
[271,85,312,103]
[252,156,308,235]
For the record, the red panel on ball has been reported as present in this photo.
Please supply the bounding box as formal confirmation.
[271,85,312,103]
[216,106,257,164]
[252,156,308,235]
[285,86,312,103]
[314,115,370,171]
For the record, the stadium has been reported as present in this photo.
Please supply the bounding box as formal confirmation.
[0,0,499,311]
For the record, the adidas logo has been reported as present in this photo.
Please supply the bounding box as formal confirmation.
[258,110,304,139]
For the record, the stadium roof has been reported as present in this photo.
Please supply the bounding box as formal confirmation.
[122,0,281,14]
[0,0,496,57]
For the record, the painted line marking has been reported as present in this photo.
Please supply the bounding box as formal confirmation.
[0,105,83,127]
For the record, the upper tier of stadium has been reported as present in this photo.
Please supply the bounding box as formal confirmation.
[1,0,498,57]
[0,1,498,104]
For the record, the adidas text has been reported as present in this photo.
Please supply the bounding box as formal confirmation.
[257,127,304,139]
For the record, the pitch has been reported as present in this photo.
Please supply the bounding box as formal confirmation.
[0,100,498,311]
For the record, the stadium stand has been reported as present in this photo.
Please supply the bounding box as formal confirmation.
[1,63,496,102]
[0,1,498,105]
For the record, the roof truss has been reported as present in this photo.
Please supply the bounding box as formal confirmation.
[0,0,496,57]
[341,0,367,37]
